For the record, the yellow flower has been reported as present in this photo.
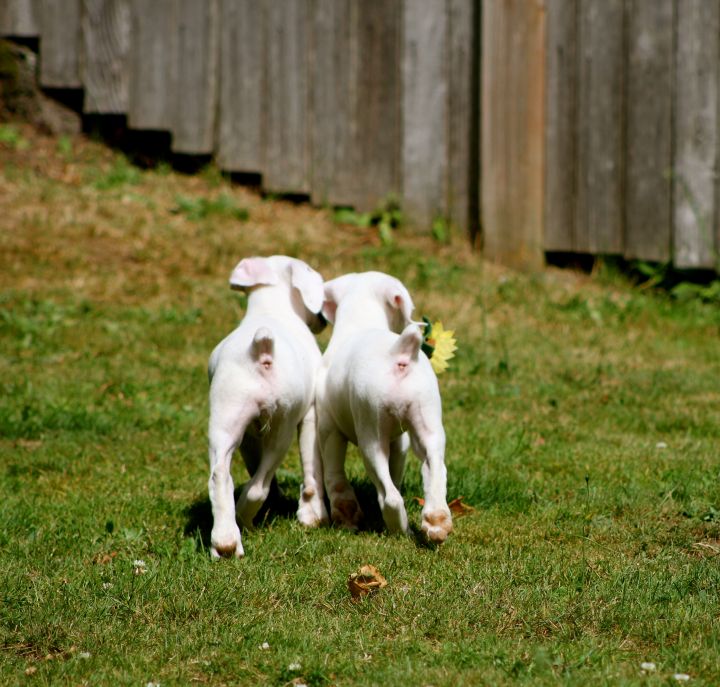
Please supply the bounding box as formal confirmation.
[426,321,457,374]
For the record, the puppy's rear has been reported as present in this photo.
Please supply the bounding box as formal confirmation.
[316,272,453,543]
[207,256,328,559]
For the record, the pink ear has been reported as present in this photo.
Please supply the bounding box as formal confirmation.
[290,261,325,313]
[321,298,337,324]
[229,257,278,290]
[387,286,414,324]
[321,274,355,324]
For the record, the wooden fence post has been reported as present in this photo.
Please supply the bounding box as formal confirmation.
[481,0,546,270]
[81,0,131,114]
[674,0,720,269]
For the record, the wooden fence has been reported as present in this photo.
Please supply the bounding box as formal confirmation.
[542,0,720,271]
[2,0,720,272]
[0,0,477,238]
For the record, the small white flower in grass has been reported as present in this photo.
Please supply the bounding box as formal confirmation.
[260,642,270,650]
[656,441,668,449]
[640,662,656,672]
[673,674,690,682]
[133,559,147,575]
[146,682,161,687]
[78,652,91,660]
[102,582,113,590]
[288,662,301,671]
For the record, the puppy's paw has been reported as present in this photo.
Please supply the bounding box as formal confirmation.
[421,508,453,544]
[331,497,363,530]
[210,524,244,559]
[297,486,330,527]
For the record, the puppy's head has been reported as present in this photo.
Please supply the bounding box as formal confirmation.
[322,272,414,333]
[229,256,326,332]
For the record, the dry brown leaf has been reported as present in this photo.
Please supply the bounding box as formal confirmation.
[448,496,476,517]
[413,496,476,518]
[347,564,387,599]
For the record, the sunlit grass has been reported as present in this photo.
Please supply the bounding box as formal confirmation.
[0,124,719,685]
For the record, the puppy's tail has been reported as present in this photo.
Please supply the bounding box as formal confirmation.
[390,324,422,371]
[251,327,274,369]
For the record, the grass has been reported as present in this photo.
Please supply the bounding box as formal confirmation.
[1,123,719,686]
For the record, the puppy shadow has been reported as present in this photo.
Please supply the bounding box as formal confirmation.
[183,477,296,549]
[345,480,436,550]
[184,477,433,550]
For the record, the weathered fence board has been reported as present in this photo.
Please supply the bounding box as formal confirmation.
[171,0,218,154]
[575,0,624,255]
[544,0,577,252]
[81,0,131,114]
[447,0,476,234]
[263,0,310,193]
[39,0,82,88]
[625,0,674,263]
[5,0,720,271]
[482,0,545,269]
[127,0,177,131]
[402,0,448,229]
[309,0,355,207]
[216,0,265,173]
[674,0,719,270]
[0,0,41,37]
[352,0,402,211]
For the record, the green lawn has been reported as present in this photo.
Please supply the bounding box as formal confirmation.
[1,124,719,686]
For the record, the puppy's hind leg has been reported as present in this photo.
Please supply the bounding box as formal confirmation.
[389,432,410,488]
[359,434,409,535]
[320,422,362,530]
[208,406,254,559]
[240,433,282,506]
[296,405,329,527]
[236,423,295,529]
[409,421,453,544]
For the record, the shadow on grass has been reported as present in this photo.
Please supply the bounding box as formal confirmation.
[183,475,437,549]
[183,477,292,549]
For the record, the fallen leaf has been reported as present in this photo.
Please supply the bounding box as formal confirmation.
[413,496,476,518]
[448,496,476,517]
[348,564,387,599]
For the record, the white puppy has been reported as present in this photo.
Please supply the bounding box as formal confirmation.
[207,255,329,558]
[316,271,453,543]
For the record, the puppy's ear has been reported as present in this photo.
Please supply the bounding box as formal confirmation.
[321,297,337,325]
[385,283,414,324]
[229,257,278,290]
[290,261,324,313]
[321,274,354,325]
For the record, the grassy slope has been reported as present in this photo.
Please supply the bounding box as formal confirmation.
[0,124,719,686]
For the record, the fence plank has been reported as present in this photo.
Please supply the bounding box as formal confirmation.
[39,0,82,88]
[447,0,476,235]
[402,0,448,230]
[481,0,545,269]
[216,0,264,173]
[575,0,624,255]
[0,0,41,36]
[674,0,719,269]
[264,0,310,193]
[127,0,177,131]
[309,0,354,206]
[81,0,131,114]
[625,0,673,263]
[544,0,576,252]
[352,0,402,211]
[171,0,218,154]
